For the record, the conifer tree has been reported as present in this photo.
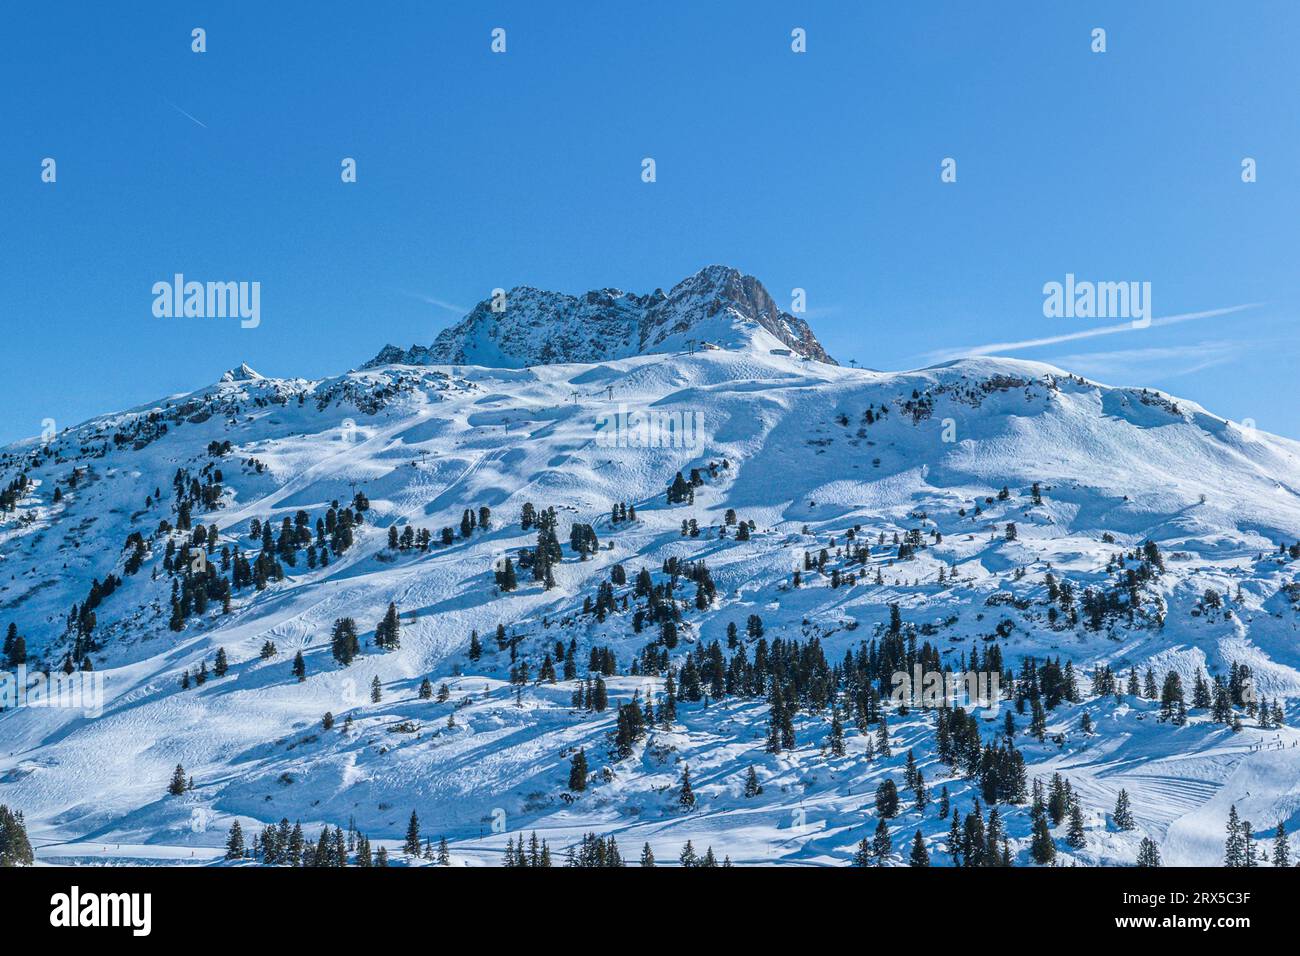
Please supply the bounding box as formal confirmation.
[743,765,762,798]
[497,557,518,592]
[1136,836,1161,867]
[1224,805,1245,867]
[828,705,846,757]
[404,811,420,856]
[947,813,964,866]
[678,765,696,809]
[876,714,891,757]
[288,822,304,866]
[985,807,1005,862]
[1113,788,1134,830]
[640,842,656,867]
[1047,773,1070,826]
[875,779,899,819]
[330,618,359,666]
[1192,668,1212,709]
[678,839,698,867]
[568,748,588,792]
[225,820,246,860]
[0,805,35,866]
[766,696,786,753]
[1029,697,1047,741]
[963,804,988,866]
[871,817,892,862]
[852,836,872,866]
[2,623,16,663]
[1272,822,1290,867]
[908,830,930,867]
[167,764,187,796]
[375,602,401,650]
[1030,814,1055,865]
[1066,802,1087,849]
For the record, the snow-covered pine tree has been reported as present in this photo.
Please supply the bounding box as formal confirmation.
[167,764,187,796]
[1066,803,1087,849]
[678,765,696,809]
[0,805,35,866]
[1113,788,1134,830]
[404,811,420,856]
[1136,837,1161,867]
[225,820,245,860]
[1224,805,1245,867]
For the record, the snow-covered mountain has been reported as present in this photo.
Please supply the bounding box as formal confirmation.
[366,265,835,369]
[2,274,1299,868]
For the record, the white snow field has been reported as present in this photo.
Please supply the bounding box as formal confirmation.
[2,268,1299,867]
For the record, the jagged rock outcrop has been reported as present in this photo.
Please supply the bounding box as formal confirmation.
[365,265,835,369]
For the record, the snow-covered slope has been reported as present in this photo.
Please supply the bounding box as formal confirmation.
[366,265,835,369]
[2,304,1299,867]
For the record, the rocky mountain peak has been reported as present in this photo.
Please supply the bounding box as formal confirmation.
[365,266,835,369]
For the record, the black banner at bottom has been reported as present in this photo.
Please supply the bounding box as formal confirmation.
[0,865,1275,942]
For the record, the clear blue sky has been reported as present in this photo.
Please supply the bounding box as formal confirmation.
[3,1,1298,444]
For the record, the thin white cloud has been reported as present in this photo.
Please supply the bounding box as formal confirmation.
[921,303,1261,364]
[1047,340,1246,383]
[394,290,469,314]
[164,98,207,129]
